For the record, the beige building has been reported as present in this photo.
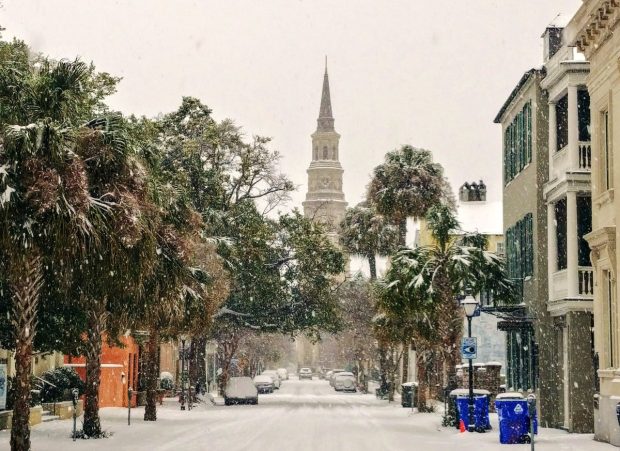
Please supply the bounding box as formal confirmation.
[541,23,595,433]
[297,64,348,370]
[495,68,556,426]
[568,0,620,445]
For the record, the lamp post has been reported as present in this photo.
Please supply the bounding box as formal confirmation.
[461,295,479,433]
[180,334,188,411]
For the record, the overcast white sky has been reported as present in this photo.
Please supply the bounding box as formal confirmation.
[1,0,582,211]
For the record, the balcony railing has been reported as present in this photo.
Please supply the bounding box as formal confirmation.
[551,266,594,300]
[578,266,594,296]
[578,142,592,171]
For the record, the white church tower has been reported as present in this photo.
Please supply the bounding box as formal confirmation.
[302,62,347,238]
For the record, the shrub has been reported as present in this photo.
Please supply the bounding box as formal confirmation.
[39,367,85,403]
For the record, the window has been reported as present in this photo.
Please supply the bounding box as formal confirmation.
[496,241,505,256]
[555,199,567,270]
[507,328,534,391]
[322,146,328,160]
[578,90,591,142]
[313,146,318,160]
[556,95,568,151]
[506,213,534,296]
[603,110,612,190]
[577,196,592,266]
[604,270,616,367]
[504,101,532,184]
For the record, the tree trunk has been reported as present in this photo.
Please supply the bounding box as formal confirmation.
[402,341,409,383]
[417,356,430,412]
[368,254,377,281]
[9,255,42,451]
[83,305,106,438]
[398,218,407,247]
[144,328,160,421]
[194,336,207,391]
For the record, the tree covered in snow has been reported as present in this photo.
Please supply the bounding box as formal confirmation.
[378,204,513,410]
[0,38,120,450]
[368,145,446,246]
[339,202,399,280]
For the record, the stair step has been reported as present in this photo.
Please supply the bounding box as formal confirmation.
[41,415,61,422]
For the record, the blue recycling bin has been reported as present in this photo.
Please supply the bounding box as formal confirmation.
[495,398,538,444]
[456,395,491,431]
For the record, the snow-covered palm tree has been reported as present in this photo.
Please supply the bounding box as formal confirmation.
[339,202,399,280]
[380,204,513,409]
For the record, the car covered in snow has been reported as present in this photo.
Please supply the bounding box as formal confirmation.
[253,375,275,394]
[299,367,313,380]
[329,369,346,387]
[277,368,289,380]
[261,370,281,389]
[224,377,258,405]
[333,372,356,392]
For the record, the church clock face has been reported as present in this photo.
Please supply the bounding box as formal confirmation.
[320,177,330,188]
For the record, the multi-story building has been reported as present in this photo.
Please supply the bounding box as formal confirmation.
[297,63,348,370]
[494,68,556,426]
[568,0,620,444]
[540,23,595,433]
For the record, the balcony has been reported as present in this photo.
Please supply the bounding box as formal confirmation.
[551,266,594,301]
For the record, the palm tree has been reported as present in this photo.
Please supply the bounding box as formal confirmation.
[368,145,446,247]
[0,51,106,450]
[381,204,513,410]
[339,202,399,280]
[368,145,446,383]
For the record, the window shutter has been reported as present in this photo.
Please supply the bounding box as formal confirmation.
[527,102,532,164]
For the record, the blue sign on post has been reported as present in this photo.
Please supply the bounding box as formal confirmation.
[461,337,477,359]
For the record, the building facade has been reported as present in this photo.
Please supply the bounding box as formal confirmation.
[568,0,620,444]
[540,24,595,433]
[494,69,556,426]
[297,64,348,370]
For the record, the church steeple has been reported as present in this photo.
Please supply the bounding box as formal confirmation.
[317,59,335,132]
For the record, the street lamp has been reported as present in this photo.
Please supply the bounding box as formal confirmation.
[180,334,188,411]
[461,295,479,433]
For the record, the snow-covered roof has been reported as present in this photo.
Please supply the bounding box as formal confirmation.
[456,200,503,236]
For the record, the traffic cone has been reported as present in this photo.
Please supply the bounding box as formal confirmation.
[459,419,466,433]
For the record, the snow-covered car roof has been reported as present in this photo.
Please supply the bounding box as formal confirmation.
[335,372,354,378]
[225,377,257,398]
[254,375,273,383]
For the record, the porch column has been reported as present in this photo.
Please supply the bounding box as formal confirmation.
[566,191,578,298]
[548,202,558,301]
[568,85,579,169]
[549,101,557,177]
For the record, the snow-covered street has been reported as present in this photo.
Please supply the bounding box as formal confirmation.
[0,377,614,451]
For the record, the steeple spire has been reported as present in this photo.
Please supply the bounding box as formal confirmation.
[317,58,335,132]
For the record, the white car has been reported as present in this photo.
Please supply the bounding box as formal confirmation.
[299,367,312,380]
[253,375,275,394]
[329,369,346,387]
[224,377,258,405]
[277,368,289,380]
[333,372,356,392]
[261,370,281,389]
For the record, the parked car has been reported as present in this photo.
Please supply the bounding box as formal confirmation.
[261,370,281,389]
[253,375,275,394]
[224,377,258,405]
[333,372,356,392]
[318,368,331,380]
[325,370,334,381]
[277,368,289,380]
[329,369,346,387]
[299,367,313,380]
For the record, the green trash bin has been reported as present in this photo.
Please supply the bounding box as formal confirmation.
[401,382,418,408]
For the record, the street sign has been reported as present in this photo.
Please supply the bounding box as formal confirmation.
[461,337,477,359]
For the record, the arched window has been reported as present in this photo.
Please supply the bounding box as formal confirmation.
[332,146,337,160]
[323,146,329,160]
[314,147,318,160]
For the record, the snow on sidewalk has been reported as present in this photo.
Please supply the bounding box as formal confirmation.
[0,393,615,451]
